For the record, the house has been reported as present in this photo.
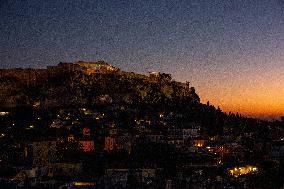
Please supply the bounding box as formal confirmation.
[134,169,156,184]
[224,143,245,161]
[79,140,95,152]
[32,141,58,166]
[67,134,75,142]
[167,139,184,148]
[105,168,157,188]
[191,138,205,148]
[104,137,115,151]
[12,167,39,187]
[167,128,183,140]
[47,162,83,177]
[182,127,201,139]
[82,127,91,136]
[115,133,132,152]
[105,169,129,188]
[145,134,165,143]
[106,128,117,136]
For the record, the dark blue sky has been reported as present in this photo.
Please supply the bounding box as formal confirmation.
[0,0,284,118]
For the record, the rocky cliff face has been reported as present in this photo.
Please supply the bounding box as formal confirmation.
[0,61,199,108]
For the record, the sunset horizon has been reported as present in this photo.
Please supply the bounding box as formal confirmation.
[1,59,283,120]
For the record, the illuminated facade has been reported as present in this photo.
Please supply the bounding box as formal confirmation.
[67,135,75,142]
[191,139,205,147]
[104,137,115,151]
[79,140,95,152]
[228,165,258,177]
[76,61,119,75]
[82,127,91,136]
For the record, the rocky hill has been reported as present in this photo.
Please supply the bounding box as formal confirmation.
[0,61,199,109]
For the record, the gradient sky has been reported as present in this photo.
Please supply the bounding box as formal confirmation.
[1,0,284,119]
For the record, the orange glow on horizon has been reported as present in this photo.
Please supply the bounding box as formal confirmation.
[199,90,284,119]
[196,68,284,120]
[168,52,284,121]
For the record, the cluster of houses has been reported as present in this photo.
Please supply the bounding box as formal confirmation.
[0,106,283,188]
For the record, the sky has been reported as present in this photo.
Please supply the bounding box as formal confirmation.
[0,0,284,119]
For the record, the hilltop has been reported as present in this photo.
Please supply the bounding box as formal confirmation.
[0,61,199,108]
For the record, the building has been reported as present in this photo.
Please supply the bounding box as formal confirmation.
[82,127,91,136]
[134,169,156,184]
[182,127,201,139]
[105,169,129,188]
[115,133,132,152]
[105,168,157,188]
[145,134,165,143]
[32,141,58,166]
[67,134,75,142]
[79,140,95,152]
[191,138,205,148]
[104,137,115,151]
[47,162,83,177]
[76,61,119,75]
[168,128,183,140]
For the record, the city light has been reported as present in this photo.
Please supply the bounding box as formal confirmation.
[0,112,9,116]
[72,181,96,186]
[228,165,258,177]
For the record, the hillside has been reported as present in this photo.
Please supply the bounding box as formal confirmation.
[0,61,199,109]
